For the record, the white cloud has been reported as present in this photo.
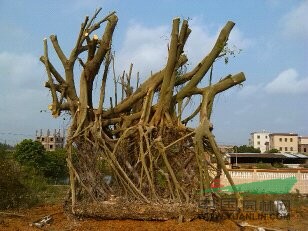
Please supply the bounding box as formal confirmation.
[229,28,253,50]
[185,19,217,65]
[237,84,263,97]
[265,68,308,94]
[116,19,252,83]
[0,52,43,89]
[0,52,57,136]
[187,19,252,66]
[282,0,308,40]
[115,23,169,81]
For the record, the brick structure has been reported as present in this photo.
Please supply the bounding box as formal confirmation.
[36,129,65,151]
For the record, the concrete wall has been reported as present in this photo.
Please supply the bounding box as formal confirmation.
[221,169,308,194]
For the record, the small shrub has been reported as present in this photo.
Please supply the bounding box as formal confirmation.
[272,162,287,168]
[0,155,47,209]
[255,162,272,169]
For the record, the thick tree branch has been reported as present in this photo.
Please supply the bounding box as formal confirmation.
[89,14,118,75]
[41,11,247,214]
[40,56,65,84]
[43,38,59,117]
[176,21,235,101]
[70,16,89,61]
[45,82,61,92]
[97,50,111,114]
[152,18,180,125]
[50,35,68,67]
[87,11,116,35]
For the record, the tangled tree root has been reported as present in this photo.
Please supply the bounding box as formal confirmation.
[72,201,202,221]
[40,8,245,219]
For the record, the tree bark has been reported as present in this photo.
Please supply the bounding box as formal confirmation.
[41,9,246,219]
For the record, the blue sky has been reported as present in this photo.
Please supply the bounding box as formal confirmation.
[0,0,307,145]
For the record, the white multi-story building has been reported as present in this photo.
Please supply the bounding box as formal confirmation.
[249,130,270,153]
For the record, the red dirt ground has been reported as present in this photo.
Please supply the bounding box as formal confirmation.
[1,203,307,231]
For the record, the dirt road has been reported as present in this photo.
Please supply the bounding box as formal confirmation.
[1,203,307,231]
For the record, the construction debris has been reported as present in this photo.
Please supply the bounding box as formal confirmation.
[31,215,53,228]
[237,221,282,231]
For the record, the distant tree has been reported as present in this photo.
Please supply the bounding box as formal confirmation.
[14,139,46,171]
[44,149,68,181]
[14,139,69,182]
[233,145,261,153]
[265,148,279,153]
[0,143,13,151]
[0,142,13,156]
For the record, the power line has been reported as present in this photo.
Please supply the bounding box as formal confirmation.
[0,132,33,136]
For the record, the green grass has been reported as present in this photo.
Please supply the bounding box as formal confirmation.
[38,185,69,204]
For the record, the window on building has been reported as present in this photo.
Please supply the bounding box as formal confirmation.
[50,138,53,141]
[257,141,260,145]
[285,138,287,142]
[36,137,40,140]
[285,147,288,151]
[49,145,53,149]
[279,147,282,151]
[290,147,293,151]
[42,137,45,141]
[304,148,307,153]
[265,136,268,138]
[290,138,293,142]
[279,138,282,142]
[257,135,260,139]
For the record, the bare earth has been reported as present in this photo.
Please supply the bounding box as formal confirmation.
[1,203,308,231]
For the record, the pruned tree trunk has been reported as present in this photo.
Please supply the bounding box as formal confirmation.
[41,8,245,220]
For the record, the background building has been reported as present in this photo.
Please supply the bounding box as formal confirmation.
[249,130,270,153]
[299,136,308,154]
[36,129,65,151]
[269,133,298,154]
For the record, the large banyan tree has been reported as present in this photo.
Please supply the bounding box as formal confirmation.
[41,9,245,220]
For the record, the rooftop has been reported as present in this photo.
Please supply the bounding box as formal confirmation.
[269,133,298,136]
[227,153,308,159]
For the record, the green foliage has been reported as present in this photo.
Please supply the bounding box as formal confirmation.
[39,185,69,204]
[0,140,69,209]
[14,139,68,182]
[44,149,68,182]
[0,142,13,151]
[156,171,167,188]
[0,154,47,209]
[233,145,261,153]
[272,162,287,168]
[14,139,46,171]
[265,148,280,153]
[255,161,272,169]
[302,164,308,168]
